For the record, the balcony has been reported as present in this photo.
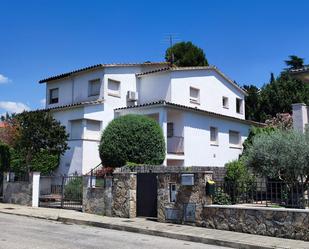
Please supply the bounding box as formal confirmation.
[167,136,184,155]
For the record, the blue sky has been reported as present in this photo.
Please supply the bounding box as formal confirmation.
[1,0,309,114]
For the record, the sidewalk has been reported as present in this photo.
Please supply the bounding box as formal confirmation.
[0,203,308,249]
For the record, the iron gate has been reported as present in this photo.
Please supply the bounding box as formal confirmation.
[136,173,158,217]
[39,175,83,210]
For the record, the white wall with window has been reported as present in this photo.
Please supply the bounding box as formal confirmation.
[210,126,218,145]
[183,110,249,167]
[189,87,200,104]
[107,79,121,97]
[170,69,246,119]
[49,88,59,104]
[229,130,241,148]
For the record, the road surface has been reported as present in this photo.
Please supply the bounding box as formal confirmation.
[0,213,232,249]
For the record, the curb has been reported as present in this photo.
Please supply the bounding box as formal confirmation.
[58,217,272,249]
[0,210,281,249]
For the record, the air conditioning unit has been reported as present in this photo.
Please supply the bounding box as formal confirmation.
[127,91,138,101]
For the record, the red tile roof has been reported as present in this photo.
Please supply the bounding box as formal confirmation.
[115,100,264,127]
[39,62,169,83]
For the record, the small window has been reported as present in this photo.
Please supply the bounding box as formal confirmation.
[88,79,101,97]
[70,120,83,139]
[86,120,101,132]
[169,183,177,202]
[210,127,218,145]
[49,88,59,104]
[222,97,229,108]
[190,87,200,104]
[236,98,243,114]
[108,79,121,97]
[229,130,241,147]
[167,122,174,137]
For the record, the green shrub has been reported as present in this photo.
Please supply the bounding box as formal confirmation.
[64,177,82,200]
[213,187,232,205]
[99,114,166,168]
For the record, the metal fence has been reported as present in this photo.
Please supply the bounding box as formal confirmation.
[39,175,83,210]
[213,180,309,209]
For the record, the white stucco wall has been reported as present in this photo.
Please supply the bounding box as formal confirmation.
[182,111,250,167]
[170,70,245,119]
[138,73,171,103]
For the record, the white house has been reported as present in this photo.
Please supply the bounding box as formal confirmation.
[39,62,261,175]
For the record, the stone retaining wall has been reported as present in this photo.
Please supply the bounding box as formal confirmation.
[3,173,32,206]
[202,205,309,241]
[82,173,136,218]
[158,172,212,225]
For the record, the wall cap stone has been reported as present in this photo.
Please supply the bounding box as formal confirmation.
[206,204,309,213]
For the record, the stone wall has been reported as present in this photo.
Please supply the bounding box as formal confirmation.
[3,173,32,206]
[82,176,112,215]
[82,173,136,218]
[203,205,309,241]
[112,173,136,218]
[157,172,212,225]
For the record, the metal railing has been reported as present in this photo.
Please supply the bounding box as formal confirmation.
[213,180,309,209]
[167,136,184,154]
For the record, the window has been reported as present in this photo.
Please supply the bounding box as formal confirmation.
[70,120,83,139]
[167,122,174,137]
[169,183,177,202]
[88,79,101,97]
[222,97,229,108]
[108,79,121,97]
[210,127,218,145]
[189,87,200,104]
[49,88,59,104]
[229,130,241,147]
[236,98,243,114]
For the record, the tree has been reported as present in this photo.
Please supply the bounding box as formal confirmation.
[99,114,166,168]
[243,85,261,121]
[243,129,309,184]
[12,111,69,174]
[285,55,304,70]
[258,73,309,122]
[165,41,208,67]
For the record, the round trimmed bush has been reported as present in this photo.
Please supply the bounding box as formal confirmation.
[99,114,166,168]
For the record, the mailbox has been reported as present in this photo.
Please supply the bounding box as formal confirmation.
[206,180,216,196]
[181,174,194,186]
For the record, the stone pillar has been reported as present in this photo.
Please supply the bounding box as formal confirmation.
[292,103,308,132]
[32,172,40,208]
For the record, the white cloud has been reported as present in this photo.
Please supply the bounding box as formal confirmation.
[0,101,30,115]
[40,98,46,107]
[0,74,11,84]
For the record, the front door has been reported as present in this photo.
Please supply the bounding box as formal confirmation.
[136,173,158,217]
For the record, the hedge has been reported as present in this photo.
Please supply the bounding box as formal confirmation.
[99,114,166,168]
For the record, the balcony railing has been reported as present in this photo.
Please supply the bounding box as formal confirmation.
[167,136,184,154]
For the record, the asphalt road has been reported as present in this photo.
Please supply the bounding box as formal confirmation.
[0,213,232,249]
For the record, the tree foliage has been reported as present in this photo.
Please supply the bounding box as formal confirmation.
[165,41,208,67]
[1,111,69,174]
[245,56,309,122]
[99,114,166,168]
[285,55,304,70]
[243,129,309,184]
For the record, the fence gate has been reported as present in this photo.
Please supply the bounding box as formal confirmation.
[136,173,158,217]
[39,175,83,210]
